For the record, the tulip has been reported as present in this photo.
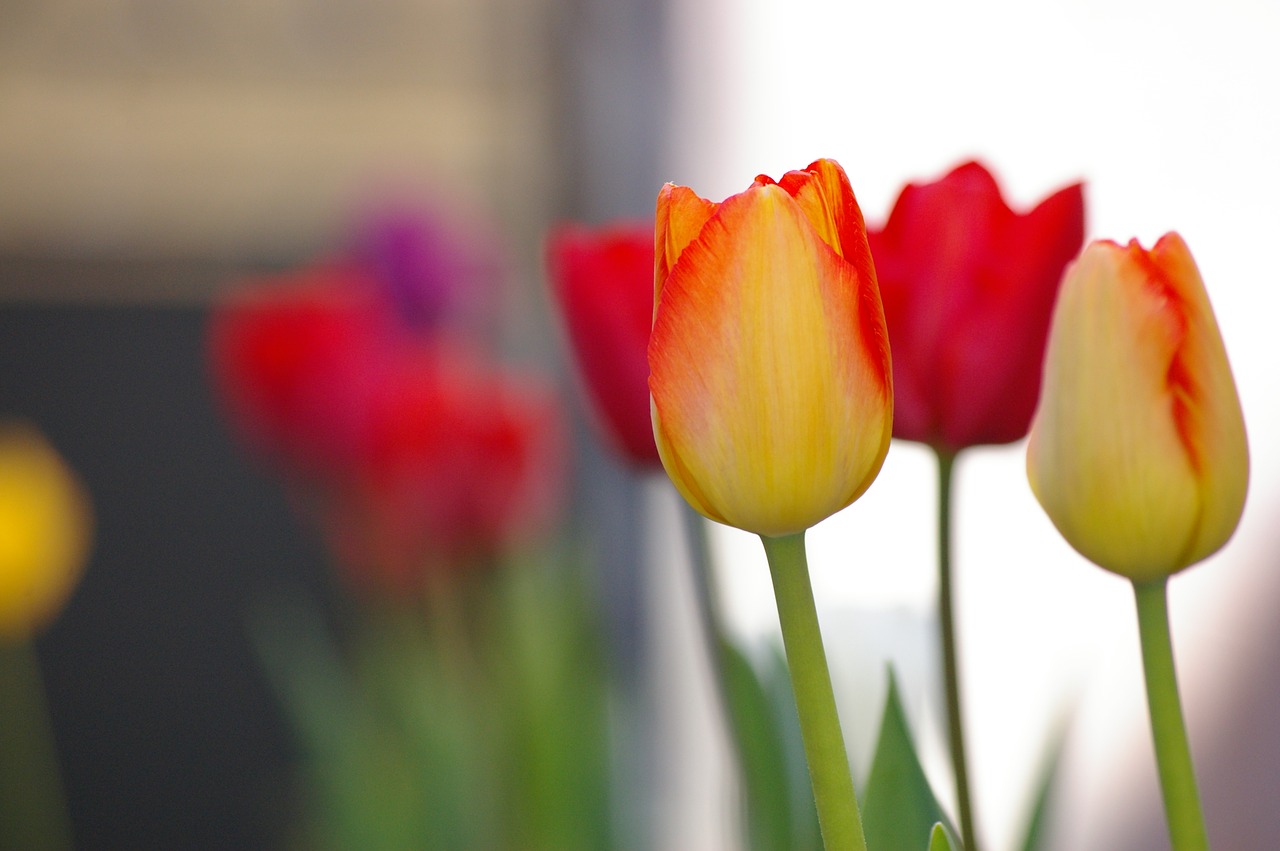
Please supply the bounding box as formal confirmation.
[1027,232,1247,851]
[868,161,1084,452]
[547,223,661,467]
[651,158,889,851]
[1026,233,1248,580]
[326,342,567,590]
[206,264,388,476]
[0,424,86,851]
[868,161,1084,850]
[649,158,893,537]
[0,424,93,639]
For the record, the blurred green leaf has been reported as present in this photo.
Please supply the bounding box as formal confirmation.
[252,549,617,851]
[1018,719,1069,851]
[719,638,794,851]
[929,822,961,851]
[862,668,955,851]
[761,643,823,850]
[253,597,463,850]
[357,605,490,850]
[487,552,613,851]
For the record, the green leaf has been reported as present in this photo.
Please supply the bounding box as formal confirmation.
[1018,718,1070,851]
[862,668,956,851]
[252,596,454,850]
[929,822,961,851]
[719,638,795,851]
[486,553,614,851]
[761,643,823,850]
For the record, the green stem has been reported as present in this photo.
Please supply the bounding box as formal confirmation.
[936,449,979,851]
[761,532,866,851]
[1133,578,1209,851]
[0,640,74,851]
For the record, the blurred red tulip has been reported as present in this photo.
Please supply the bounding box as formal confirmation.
[546,222,661,468]
[208,261,566,592]
[325,343,566,590]
[868,161,1085,452]
[207,263,387,476]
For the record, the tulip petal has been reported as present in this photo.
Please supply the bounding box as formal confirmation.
[1027,235,1247,579]
[764,168,842,256]
[777,160,876,278]
[1145,233,1249,566]
[655,183,719,303]
[650,184,891,536]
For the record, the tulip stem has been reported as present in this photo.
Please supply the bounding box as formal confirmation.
[761,532,866,851]
[936,449,979,851]
[0,640,74,851]
[1133,578,1209,851]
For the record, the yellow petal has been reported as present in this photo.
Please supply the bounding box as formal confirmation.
[1026,235,1248,580]
[0,424,93,639]
[650,182,891,537]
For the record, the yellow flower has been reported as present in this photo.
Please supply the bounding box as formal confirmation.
[0,424,93,639]
[1027,233,1248,580]
[649,159,893,537]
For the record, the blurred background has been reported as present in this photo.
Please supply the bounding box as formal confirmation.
[3,0,1279,849]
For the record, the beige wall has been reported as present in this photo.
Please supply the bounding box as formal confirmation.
[0,0,561,300]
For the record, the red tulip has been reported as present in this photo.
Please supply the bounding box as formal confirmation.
[325,342,567,590]
[546,222,661,468]
[868,161,1085,453]
[209,263,567,592]
[206,263,388,476]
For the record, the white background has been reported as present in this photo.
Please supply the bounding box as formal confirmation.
[660,2,1280,848]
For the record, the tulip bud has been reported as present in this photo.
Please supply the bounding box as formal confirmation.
[0,424,93,639]
[1026,233,1248,580]
[649,159,893,537]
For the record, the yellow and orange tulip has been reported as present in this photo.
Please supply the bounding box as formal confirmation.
[649,159,893,537]
[1026,233,1248,580]
[0,424,93,639]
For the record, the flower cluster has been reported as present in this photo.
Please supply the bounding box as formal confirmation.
[205,158,1249,851]
[548,157,1247,851]
[208,208,565,592]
